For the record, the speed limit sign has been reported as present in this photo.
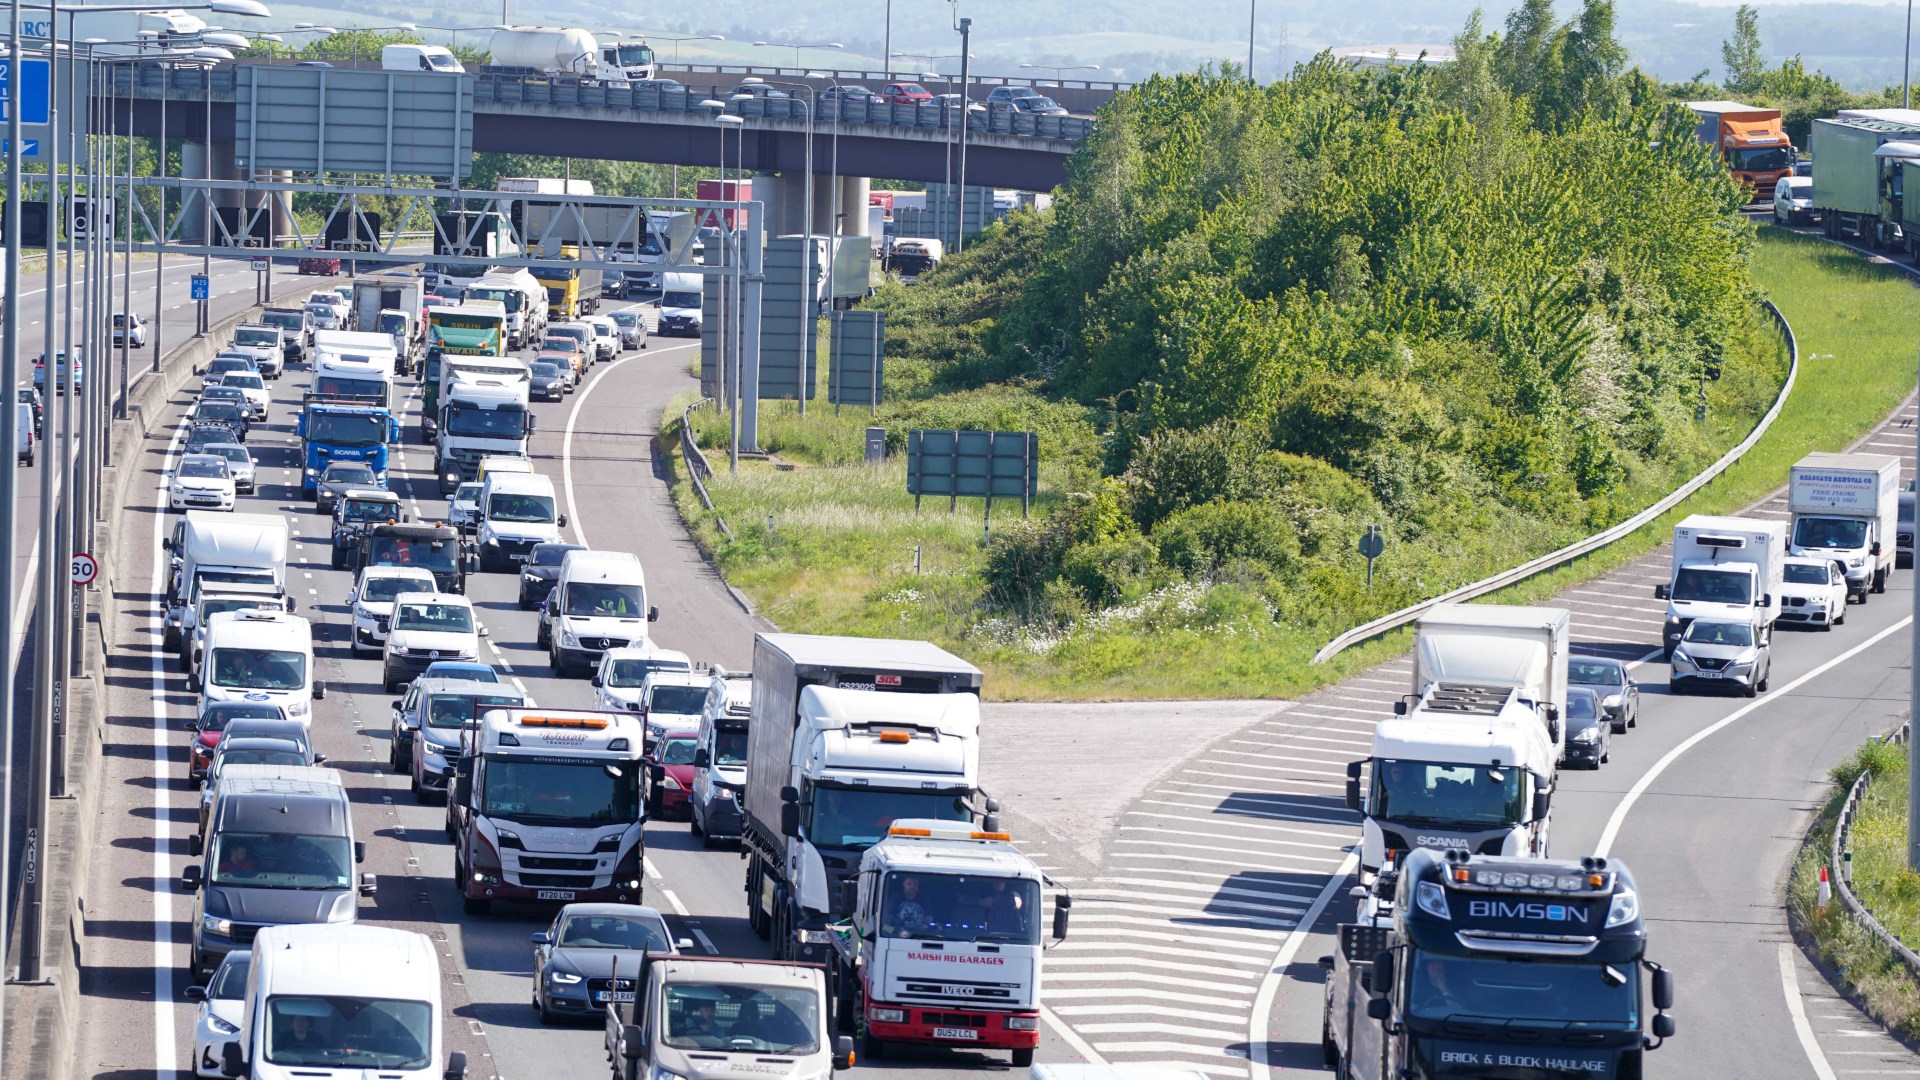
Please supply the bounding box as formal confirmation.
[70,553,97,585]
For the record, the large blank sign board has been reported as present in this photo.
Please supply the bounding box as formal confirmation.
[906,429,1038,517]
[236,66,474,177]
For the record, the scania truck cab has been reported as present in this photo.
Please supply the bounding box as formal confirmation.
[1322,849,1675,1079]
[1346,683,1557,875]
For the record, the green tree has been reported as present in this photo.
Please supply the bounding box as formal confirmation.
[1721,5,1766,96]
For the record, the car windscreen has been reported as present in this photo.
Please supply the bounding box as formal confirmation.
[1784,563,1831,584]
[1682,621,1754,647]
[605,659,689,687]
[361,575,431,603]
[211,955,252,999]
[1564,693,1599,720]
[199,703,283,730]
[323,464,377,484]
[1670,566,1754,605]
[557,913,669,950]
[659,736,698,765]
[342,498,398,523]
[487,493,555,523]
[208,648,308,690]
[532,545,580,568]
[646,685,707,714]
[179,458,229,479]
[530,363,565,379]
[367,537,459,574]
[217,748,306,770]
[235,329,277,346]
[225,373,264,389]
[1567,659,1621,687]
[712,728,747,767]
[424,693,522,728]
[393,602,474,634]
[662,984,820,1054]
[210,831,352,889]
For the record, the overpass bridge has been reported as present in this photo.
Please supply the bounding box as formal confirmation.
[101,60,1093,199]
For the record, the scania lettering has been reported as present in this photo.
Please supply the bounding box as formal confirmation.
[741,633,990,964]
[447,707,647,914]
[821,819,1069,1068]
[1322,849,1676,1079]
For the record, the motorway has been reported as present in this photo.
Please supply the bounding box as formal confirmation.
[57,239,1920,1080]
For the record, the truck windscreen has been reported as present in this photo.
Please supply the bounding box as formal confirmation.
[1407,950,1638,1026]
[1732,145,1792,172]
[1792,516,1869,550]
[806,787,971,849]
[481,758,640,824]
[446,405,530,439]
[308,412,388,447]
[469,288,521,312]
[368,537,459,575]
[1670,566,1754,605]
[615,44,653,66]
[1371,761,1525,827]
[881,873,1041,944]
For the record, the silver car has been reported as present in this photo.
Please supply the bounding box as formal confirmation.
[201,443,256,494]
[1669,618,1771,697]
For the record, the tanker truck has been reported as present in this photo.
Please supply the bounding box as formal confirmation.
[486,27,656,82]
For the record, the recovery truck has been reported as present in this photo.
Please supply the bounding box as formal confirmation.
[821,819,1070,1067]
[1787,451,1902,603]
[742,633,990,966]
[1321,848,1675,1079]
[1410,604,1570,763]
[423,303,510,438]
[348,521,475,595]
[436,368,535,493]
[448,706,648,915]
[1654,514,1786,656]
[604,955,853,1080]
[1346,680,1557,876]
[296,396,399,497]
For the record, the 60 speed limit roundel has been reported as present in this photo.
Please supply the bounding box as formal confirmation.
[70,553,97,585]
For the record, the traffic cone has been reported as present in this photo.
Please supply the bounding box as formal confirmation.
[1819,865,1833,909]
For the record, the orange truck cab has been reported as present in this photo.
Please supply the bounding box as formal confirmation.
[1686,100,1795,195]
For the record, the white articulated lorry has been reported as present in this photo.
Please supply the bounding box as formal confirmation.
[741,634,990,966]
[1787,452,1902,604]
[464,271,547,349]
[1655,514,1787,656]
[824,819,1069,1067]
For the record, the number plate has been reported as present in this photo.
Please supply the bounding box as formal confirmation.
[510,552,530,562]
[594,991,636,1003]
[1693,671,1722,679]
[536,889,576,900]
[931,1028,979,1041]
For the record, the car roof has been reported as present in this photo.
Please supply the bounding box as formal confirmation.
[343,487,400,501]
[558,901,668,920]
[217,736,305,754]
[395,591,471,606]
[414,676,506,697]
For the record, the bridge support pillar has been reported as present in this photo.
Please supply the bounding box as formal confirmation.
[833,175,871,239]
[756,172,874,238]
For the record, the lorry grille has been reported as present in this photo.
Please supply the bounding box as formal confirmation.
[519,855,599,871]
[921,1012,990,1028]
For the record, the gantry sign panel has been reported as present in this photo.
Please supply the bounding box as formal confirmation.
[235,66,473,178]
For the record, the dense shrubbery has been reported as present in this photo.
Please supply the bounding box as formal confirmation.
[848,5,1789,653]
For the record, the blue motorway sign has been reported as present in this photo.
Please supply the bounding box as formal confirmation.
[0,58,51,126]
[1,139,40,158]
[190,274,210,301]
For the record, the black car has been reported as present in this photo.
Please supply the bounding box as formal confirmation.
[1561,687,1610,769]
[189,400,249,442]
[1568,655,1638,733]
[529,361,569,402]
[184,422,243,455]
[518,542,587,610]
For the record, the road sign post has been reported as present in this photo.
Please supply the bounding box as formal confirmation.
[1358,525,1386,589]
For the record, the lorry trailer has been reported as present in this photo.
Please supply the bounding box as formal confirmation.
[1810,113,1920,249]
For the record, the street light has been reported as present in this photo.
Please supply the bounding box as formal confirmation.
[710,108,747,473]
[752,38,842,70]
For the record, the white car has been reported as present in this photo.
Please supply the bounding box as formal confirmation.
[447,481,482,534]
[349,565,440,655]
[216,369,271,419]
[307,290,351,325]
[381,592,485,693]
[1772,175,1815,225]
[634,670,710,748]
[591,644,694,714]
[113,311,148,348]
[187,949,250,1078]
[583,314,620,361]
[170,453,237,511]
[201,444,256,494]
[228,325,285,378]
[1777,554,1849,630]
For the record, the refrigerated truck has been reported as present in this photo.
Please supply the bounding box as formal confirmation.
[1322,849,1675,1079]
[162,511,290,649]
[742,633,988,965]
[1654,515,1787,655]
[1787,452,1903,602]
[1410,604,1571,762]
[448,707,648,914]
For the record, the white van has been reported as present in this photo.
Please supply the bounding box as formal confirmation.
[381,43,464,73]
[217,923,466,1080]
[200,609,323,722]
[16,402,33,465]
[476,471,567,571]
[475,453,533,487]
[545,550,657,676]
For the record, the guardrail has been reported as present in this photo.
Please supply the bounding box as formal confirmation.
[470,75,1094,143]
[679,398,733,541]
[655,62,1136,96]
[1830,722,1920,976]
[1311,299,1801,663]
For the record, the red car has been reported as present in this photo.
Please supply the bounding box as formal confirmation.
[645,730,700,819]
[184,701,292,783]
[881,82,933,105]
[298,253,341,275]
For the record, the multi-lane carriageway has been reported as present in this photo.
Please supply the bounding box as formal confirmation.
[55,245,1920,1080]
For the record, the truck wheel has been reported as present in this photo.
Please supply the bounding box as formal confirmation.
[859,1023,886,1061]
[1874,567,1888,594]
[1012,1048,1035,1068]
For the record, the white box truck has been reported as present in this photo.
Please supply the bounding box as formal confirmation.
[741,634,988,965]
[1409,604,1571,761]
[1655,514,1787,655]
[1787,451,1902,603]
[162,511,290,650]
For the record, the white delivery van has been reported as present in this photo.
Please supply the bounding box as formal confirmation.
[16,402,33,464]
[1787,452,1902,603]
[200,609,324,722]
[217,922,465,1080]
[476,470,567,571]
[1655,515,1787,655]
[381,43,464,73]
[546,550,658,676]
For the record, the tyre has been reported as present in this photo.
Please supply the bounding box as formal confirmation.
[1758,669,1770,693]
[518,588,532,611]
[390,739,404,773]
[1743,680,1758,698]
[1011,1049,1036,1068]
[1611,720,1626,735]
[331,549,345,570]
[859,1024,886,1061]
[1874,567,1888,594]
[1627,708,1637,729]
[690,809,704,839]
[1668,680,1682,695]
[413,770,427,801]
[383,672,400,694]
[537,620,551,650]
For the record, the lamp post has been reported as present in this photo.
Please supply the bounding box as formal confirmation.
[1018,61,1100,85]
[712,108,745,472]
[751,38,842,71]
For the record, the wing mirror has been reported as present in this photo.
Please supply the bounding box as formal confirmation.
[780,801,800,838]
[531,931,552,945]
[558,514,569,527]
[360,872,378,896]
[648,606,660,622]
[590,675,602,688]
[220,1043,245,1078]
[445,1050,469,1080]
[694,748,709,767]
[833,1035,855,1071]
[313,682,327,700]
[1345,760,1363,811]
[1052,894,1071,941]
[1653,583,1670,600]
[181,864,203,891]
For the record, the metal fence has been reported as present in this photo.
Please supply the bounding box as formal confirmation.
[679,398,734,541]
[1831,722,1920,975]
[655,62,1135,96]
[1311,299,1801,664]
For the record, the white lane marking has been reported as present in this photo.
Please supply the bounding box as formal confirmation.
[1247,850,1359,1080]
[560,354,639,548]
[1595,618,1912,856]
[690,928,718,954]
[1781,942,1840,1080]
[151,412,190,1077]
[658,887,690,917]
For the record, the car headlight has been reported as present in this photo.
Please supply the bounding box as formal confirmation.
[207,1013,241,1035]
[651,1068,686,1080]
[304,468,319,478]
[560,629,578,647]
[201,914,233,937]
[548,970,582,985]
[1671,650,1692,668]
[662,776,682,790]
[423,743,447,762]
[1602,694,1622,708]
[1850,556,1867,567]
[521,570,537,581]
[1573,728,1600,743]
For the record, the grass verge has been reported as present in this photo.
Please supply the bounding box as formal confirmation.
[666,225,1919,700]
[1791,736,1920,1039]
